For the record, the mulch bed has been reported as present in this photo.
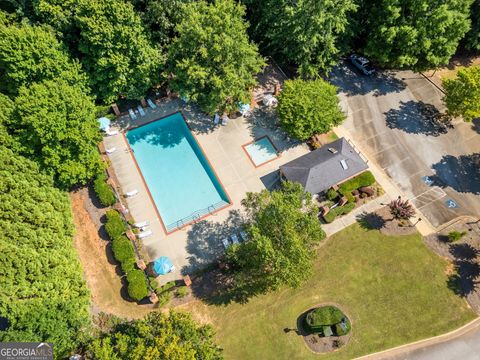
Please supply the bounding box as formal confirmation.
[296,305,351,354]
[359,206,417,236]
[423,217,480,313]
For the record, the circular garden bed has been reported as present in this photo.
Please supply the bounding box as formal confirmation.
[297,305,351,353]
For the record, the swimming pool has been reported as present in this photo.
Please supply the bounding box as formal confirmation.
[126,112,230,233]
[243,136,280,167]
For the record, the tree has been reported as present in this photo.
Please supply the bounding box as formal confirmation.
[277,79,345,140]
[244,0,357,78]
[226,182,325,299]
[0,147,90,358]
[85,311,223,360]
[7,80,103,188]
[360,0,472,70]
[0,93,15,147]
[465,0,480,50]
[443,65,480,122]
[74,0,164,103]
[167,0,265,114]
[0,21,87,96]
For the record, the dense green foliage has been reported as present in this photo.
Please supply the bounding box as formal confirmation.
[226,182,325,299]
[466,0,480,50]
[85,311,223,359]
[448,230,467,242]
[0,147,90,358]
[74,0,163,103]
[359,0,472,70]
[323,202,356,223]
[277,79,345,140]
[168,0,265,114]
[338,171,376,195]
[6,80,103,188]
[443,65,480,121]
[93,173,116,206]
[126,269,149,301]
[112,236,135,264]
[0,93,15,147]
[245,0,357,77]
[305,306,349,335]
[105,209,126,241]
[0,21,87,96]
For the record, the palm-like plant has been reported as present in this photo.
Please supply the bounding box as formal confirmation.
[389,197,415,220]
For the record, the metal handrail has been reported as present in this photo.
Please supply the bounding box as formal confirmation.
[166,200,228,232]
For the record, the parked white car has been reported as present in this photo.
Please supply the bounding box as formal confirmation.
[348,54,375,75]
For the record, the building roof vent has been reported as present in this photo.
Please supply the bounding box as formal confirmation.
[328,147,338,154]
[340,159,348,170]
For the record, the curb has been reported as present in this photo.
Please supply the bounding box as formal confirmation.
[354,317,480,359]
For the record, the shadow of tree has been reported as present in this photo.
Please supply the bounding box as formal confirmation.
[356,211,386,230]
[384,101,448,136]
[429,153,480,194]
[449,243,479,260]
[472,119,480,134]
[328,63,407,97]
[126,115,185,148]
[447,260,480,297]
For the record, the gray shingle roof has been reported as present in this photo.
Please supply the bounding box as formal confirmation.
[279,137,368,194]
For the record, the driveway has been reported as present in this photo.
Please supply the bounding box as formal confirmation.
[330,63,480,228]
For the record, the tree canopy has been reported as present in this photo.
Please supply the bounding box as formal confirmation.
[0,21,87,96]
[360,0,472,70]
[0,147,90,358]
[443,65,480,122]
[85,311,223,360]
[245,0,357,78]
[226,182,325,300]
[6,80,103,188]
[74,0,163,103]
[277,79,345,140]
[168,0,265,114]
[465,0,480,50]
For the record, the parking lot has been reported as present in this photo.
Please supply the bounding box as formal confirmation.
[330,63,480,228]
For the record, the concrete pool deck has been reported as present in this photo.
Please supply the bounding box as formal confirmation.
[103,98,309,283]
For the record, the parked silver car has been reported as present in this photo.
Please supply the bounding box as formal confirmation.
[348,54,375,75]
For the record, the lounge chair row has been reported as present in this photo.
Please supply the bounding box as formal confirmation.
[128,99,157,120]
[222,231,248,249]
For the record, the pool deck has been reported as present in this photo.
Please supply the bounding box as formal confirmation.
[103,98,309,283]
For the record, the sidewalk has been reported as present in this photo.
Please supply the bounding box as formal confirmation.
[333,125,436,237]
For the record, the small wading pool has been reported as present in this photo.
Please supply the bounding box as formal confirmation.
[126,112,230,233]
[243,136,280,167]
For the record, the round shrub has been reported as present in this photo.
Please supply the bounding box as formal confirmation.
[326,188,339,201]
[112,235,135,263]
[120,259,136,274]
[105,209,126,240]
[126,269,148,301]
[93,173,116,206]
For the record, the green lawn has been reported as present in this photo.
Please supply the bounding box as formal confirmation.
[189,223,476,360]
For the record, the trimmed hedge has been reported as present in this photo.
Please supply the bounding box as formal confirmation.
[304,306,350,335]
[176,286,189,298]
[121,259,136,274]
[93,173,116,206]
[126,269,149,301]
[326,188,339,201]
[338,171,375,195]
[105,209,126,240]
[323,202,355,223]
[112,235,135,263]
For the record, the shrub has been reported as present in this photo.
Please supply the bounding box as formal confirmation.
[105,210,126,240]
[175,286,189,298]
[326,188,339,201]
[448,230,467,242]
[93,173,116,207]
[389,198,415,220]
[338,171,375,195]
[157,291,173,307]
[112,236,135,263]
[335,319,351,336]
[304,306,349,334]
[121,259,136,274]
[323,202,356,223]
[345,192,355,203]
[127,270,149,301]
[159,281,176,293]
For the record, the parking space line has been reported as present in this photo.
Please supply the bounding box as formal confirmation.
[410,186,446,209]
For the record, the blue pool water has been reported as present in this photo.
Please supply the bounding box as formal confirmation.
[244,137,279,166]
[126,112,230,232]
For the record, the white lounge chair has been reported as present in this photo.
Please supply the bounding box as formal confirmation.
[137,229,152,239]
[129,108,137,120]
[133,220,149,228]
[147,98,157,109]
[213,114,220,125]
[106,129,119,136]
[222,238,230,249]
[231,234,240,245]
[124,189,139,198]
[137,105,146,116]
[239,231,248,242]
[105,147,116,154]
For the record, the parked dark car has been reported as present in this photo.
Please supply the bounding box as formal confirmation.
[348,54,375,75]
